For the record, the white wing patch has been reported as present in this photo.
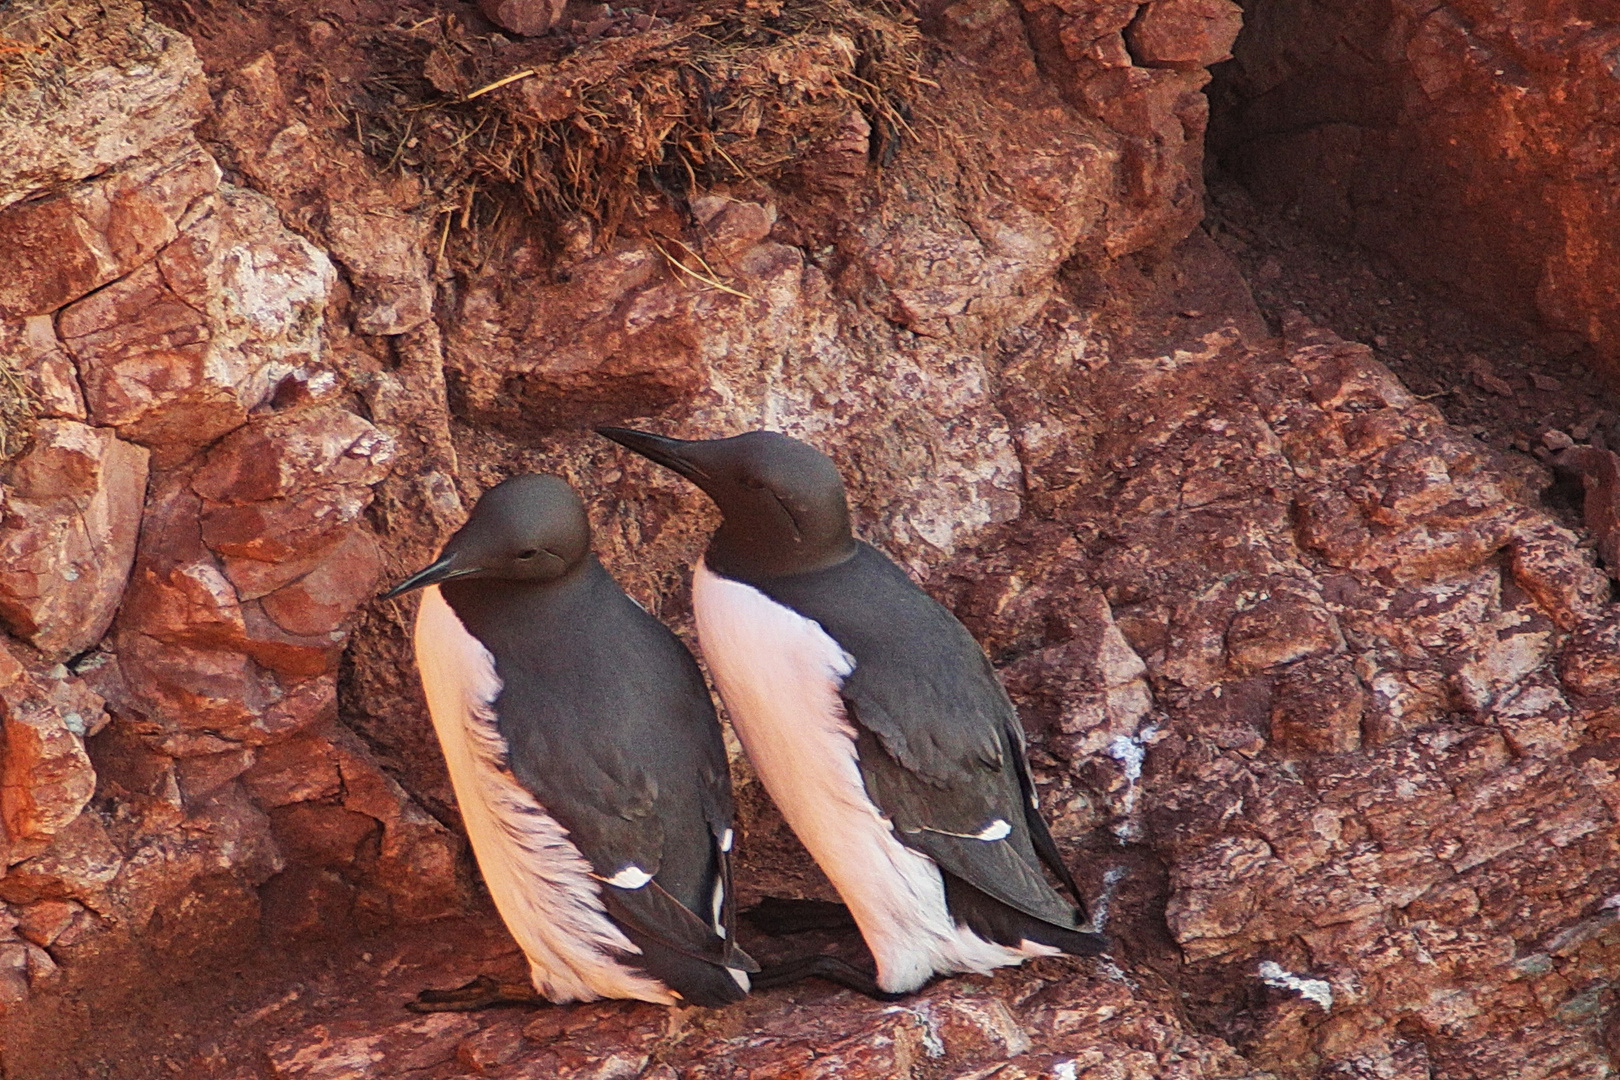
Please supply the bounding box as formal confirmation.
[414,586,675,1005]
[600,866,654,889]
[914,819,1013,841]
[693,560,1049,994]
[978,819,1012,841]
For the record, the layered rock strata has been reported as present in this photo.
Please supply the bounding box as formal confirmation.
[0,0,462,1026]
[1,0,1618,1078]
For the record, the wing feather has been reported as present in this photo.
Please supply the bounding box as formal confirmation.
[601,879,760,972]
[753,544,1089,934]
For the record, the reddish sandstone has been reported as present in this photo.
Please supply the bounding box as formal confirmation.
[0,420,149,660]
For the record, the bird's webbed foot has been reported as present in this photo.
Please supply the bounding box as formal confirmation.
[753,954,911,1002]
[741,897,859,937]
[406,973,549,1012]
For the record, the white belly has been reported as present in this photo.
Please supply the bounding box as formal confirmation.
[692,561,1051,993]
[413,586,676,1004]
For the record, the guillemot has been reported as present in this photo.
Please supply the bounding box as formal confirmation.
[382,473,756,1009]
[597,428,1105,997]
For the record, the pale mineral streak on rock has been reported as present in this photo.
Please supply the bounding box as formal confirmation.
[1090,865,1129,932]
[1105,724,1160,841]
[59,184,333,462]
[1256,960,1333,1011]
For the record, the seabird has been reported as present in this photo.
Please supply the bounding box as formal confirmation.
[598,428,1105,997]
[381,473,757,1009]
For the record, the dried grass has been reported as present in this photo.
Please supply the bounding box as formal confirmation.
[352,0,924,241]
[0,0,147,94]
[0,0,63,98]
[0,354,37,461]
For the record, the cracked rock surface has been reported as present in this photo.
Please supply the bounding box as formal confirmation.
[1,0,1619,1077]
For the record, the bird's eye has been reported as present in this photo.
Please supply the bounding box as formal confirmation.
[738,476,765,491]
[516,549,539,560]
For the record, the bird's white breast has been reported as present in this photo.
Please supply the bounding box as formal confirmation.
[413,585,676,1004]
[692,560,1049,993]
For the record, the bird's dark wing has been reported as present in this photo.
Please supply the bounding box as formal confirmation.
[447,560,750,969]
[757,543,1088,931]
[851,717,1083,930]
[602,878,758,972]
[1004,712,1086,906]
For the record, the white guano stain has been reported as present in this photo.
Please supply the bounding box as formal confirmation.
[886,1005,946,1058]
[1090,865,1127,932]
[1258,961,1334,1011]
[1105,724,1159,840]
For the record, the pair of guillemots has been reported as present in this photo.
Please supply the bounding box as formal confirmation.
[382,429,1105,1011]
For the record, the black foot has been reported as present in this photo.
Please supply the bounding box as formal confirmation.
[406,973,548,1012]
[754,955,909,1001]
[742,897,859,936]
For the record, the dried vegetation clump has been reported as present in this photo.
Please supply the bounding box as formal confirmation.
[353,0,924,239]
[0,0,166,114]
[0,0,53,98]
[0,355,36,460]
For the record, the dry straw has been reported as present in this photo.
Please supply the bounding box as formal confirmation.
[0,0,79,460]
[353,0,924,242]
[0,3,50,96]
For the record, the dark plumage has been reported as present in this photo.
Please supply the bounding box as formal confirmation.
[384,474,755,1009]
[598,429,1103,996]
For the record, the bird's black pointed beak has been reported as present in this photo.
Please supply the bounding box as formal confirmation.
[380,554,477,600]
[595,427,712,483]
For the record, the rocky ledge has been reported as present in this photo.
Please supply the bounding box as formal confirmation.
[1,0,1618,1077]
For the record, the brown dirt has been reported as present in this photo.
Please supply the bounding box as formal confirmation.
[1204,173,1620,539]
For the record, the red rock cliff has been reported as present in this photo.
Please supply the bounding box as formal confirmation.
[0,0,1618,1077]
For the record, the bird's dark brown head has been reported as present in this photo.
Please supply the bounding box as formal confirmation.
[381,473,592,598]
[597,427,856,581]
